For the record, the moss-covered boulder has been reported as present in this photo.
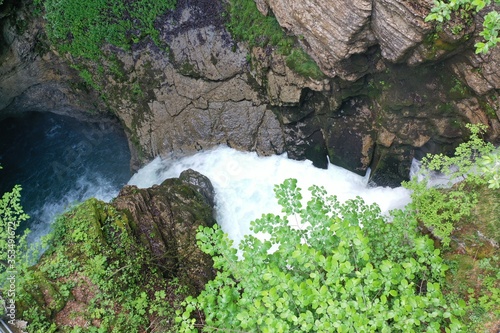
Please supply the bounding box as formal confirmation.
[16,170,216,332]
[113,173,216,294]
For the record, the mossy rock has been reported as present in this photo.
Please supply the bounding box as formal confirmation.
[17,171,217,332]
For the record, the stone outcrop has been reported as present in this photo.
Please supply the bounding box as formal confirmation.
[17,171,216,331]
[263,0,377,80]
[261,0,477,79]
[371,0,434,63]
[98,0,289,162]
[113,173,216,293]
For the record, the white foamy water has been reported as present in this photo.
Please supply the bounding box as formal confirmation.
[27,174,122,244]
[129,146,412,245]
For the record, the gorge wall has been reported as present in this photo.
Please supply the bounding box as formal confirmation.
[0,0,499,186]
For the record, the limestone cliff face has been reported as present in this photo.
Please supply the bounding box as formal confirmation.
[1,0,499,186]
[259,0,479,79]
[262,0,376,80]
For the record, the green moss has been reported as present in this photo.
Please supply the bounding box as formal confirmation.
[285,49,325,80]
[449,77,471,99]
[226,0,324,80]
[422,32,462,60]
[17,198,188,332]
[178,61,202,79]
[35,0,176,94]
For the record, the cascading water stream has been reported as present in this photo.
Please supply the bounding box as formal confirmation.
[1,112,413,247]
[128,146,412,245]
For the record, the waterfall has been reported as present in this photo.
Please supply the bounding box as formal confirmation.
[1,112,413,247]
[129,146,412,245]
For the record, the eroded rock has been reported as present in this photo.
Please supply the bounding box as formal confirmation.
[266,0,376,80]
[0,2,107,121]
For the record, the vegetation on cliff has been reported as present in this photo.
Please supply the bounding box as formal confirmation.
[403,124,498,246]
[36,0,176,60]
[226,0,324,80]
[33,0,176,91]
[426,0,500,54]
[15,199,187,333]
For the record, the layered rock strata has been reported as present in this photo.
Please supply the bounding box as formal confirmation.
[0,0,499,186]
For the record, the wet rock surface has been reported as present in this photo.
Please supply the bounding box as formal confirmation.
[112,172,216,293]
[1,0,499,186]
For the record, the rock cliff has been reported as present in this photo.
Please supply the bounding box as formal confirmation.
[0,0,499,186]
[0,2,107,121]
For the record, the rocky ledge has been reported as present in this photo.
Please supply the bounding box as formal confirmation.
[15,170,215,332]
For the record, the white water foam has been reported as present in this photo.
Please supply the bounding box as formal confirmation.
[129,146,412,245]
[27,175,121,244]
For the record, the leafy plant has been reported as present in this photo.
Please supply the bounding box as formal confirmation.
[477,149,500,188]
[0,166,31,317]
[177,179,466,332]
[403,123,495,246]
[425,0,500,54]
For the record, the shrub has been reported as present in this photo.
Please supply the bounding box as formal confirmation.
[177,179,465,332]
[403,124,496,246]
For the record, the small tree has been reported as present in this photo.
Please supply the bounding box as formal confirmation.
[177,179,465,332]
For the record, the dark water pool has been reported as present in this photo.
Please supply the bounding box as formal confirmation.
[0,112,131,243]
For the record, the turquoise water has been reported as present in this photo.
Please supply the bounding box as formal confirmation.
[0,112,131,243]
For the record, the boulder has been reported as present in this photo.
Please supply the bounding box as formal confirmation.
[112,175,216,293]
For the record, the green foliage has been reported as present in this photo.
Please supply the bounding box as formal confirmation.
[285,49,325,80]
[477,149,500,188]
[177,179,466,332]
[226,0,290,52]
[0,166,31,316]
[475,10,500,53]
[16,199,185,333]
[226,0,324,79]
[425,0,500,53]
[34,0,176,94]
[39,0,176,61]
[403,124,495,246]
[465,256,500,330]
[0,185,29,264]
